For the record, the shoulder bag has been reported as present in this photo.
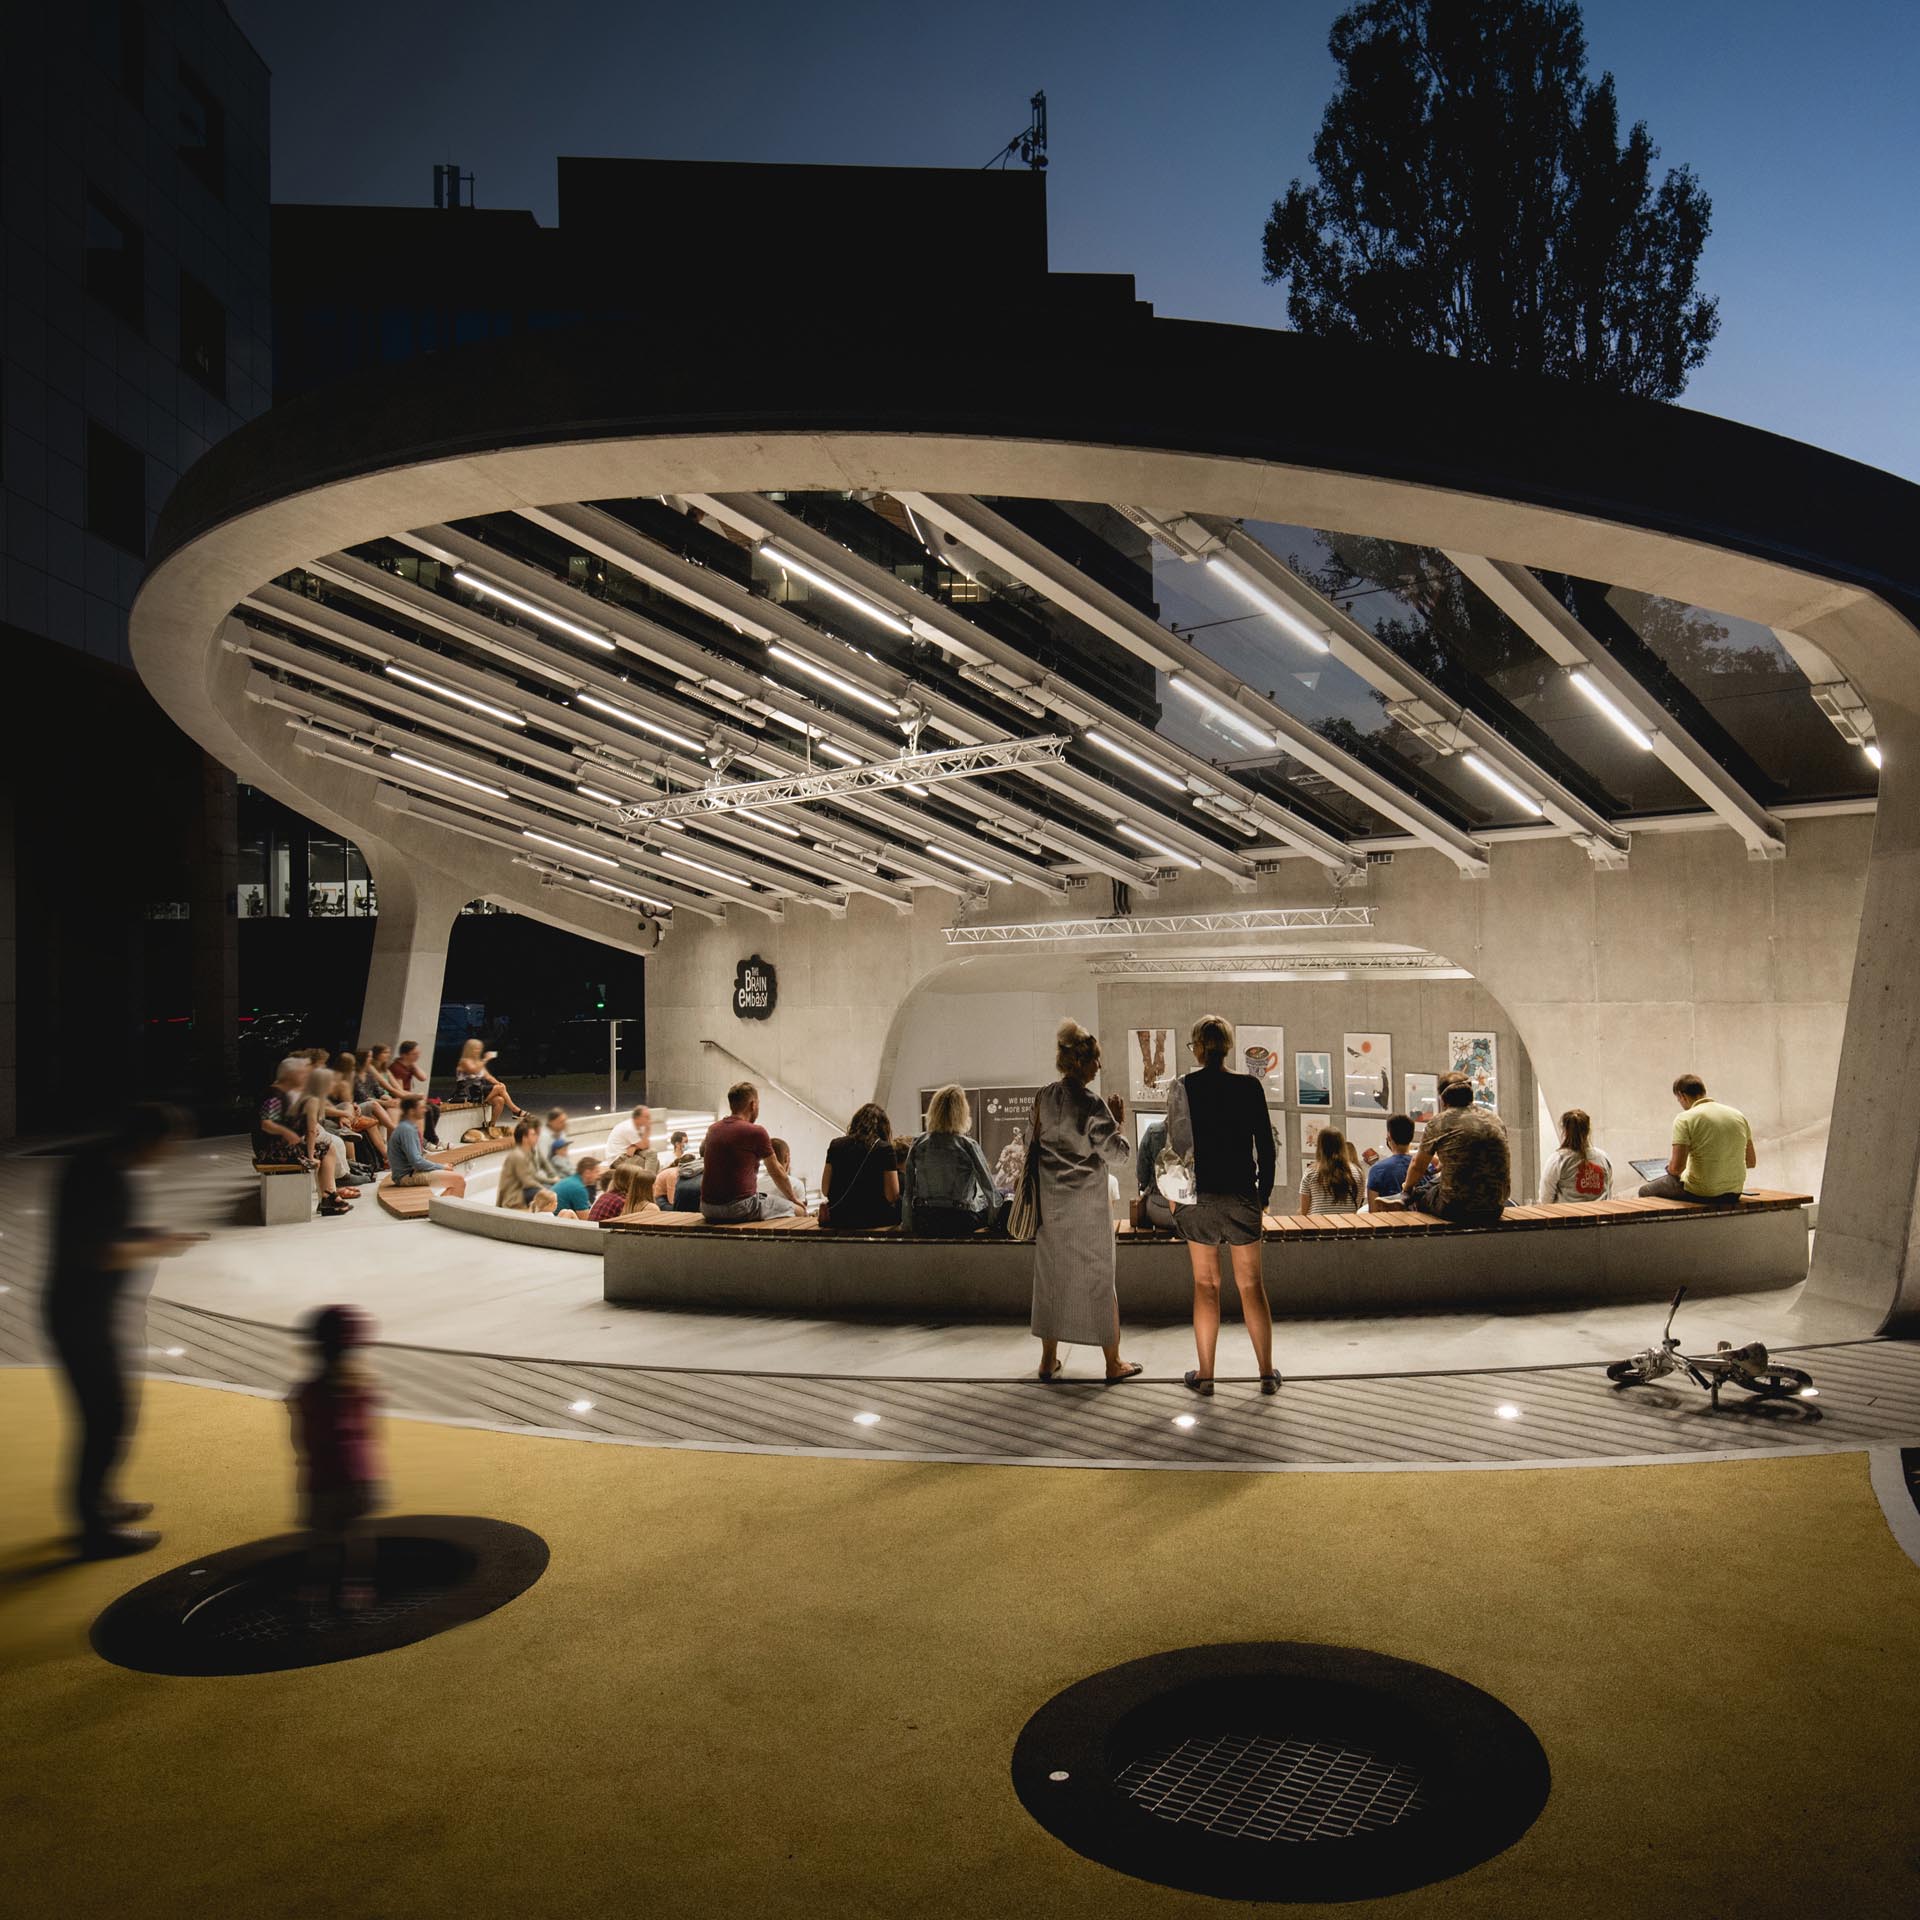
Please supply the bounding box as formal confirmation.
[1007,1098,1043,1242]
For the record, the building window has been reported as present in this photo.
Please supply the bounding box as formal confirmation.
[177,60,226,201]
[85,187,144,332]
[90,0,145,108]
[85,419,146,555]
[179,271,226,397]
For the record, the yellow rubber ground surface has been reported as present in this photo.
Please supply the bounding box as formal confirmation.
[4,1368,1917,1919]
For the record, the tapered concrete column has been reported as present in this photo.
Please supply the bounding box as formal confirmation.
[355,859,470,1086]
[1804,708,1920,1332]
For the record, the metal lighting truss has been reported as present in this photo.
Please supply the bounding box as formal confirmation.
[1444,552,1788,860]
[236,603,875,916]
[1087,952,1468,980]
[273,549,998,898]
[684,490,1355,880]
[509,504,1126,894]
[1122,508,1633,869]
[528,493,1242,889]
[613,737,1071,824]
[944,906,1376,945]
[895,492,1492,876]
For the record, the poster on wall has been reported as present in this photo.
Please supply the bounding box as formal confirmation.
[1404,1074,1440,1125]
[1238,1026,1286,1101]
[1346,1116,1390,1168]
[1129,1028,1176,1105]
[1447,1032,1500,1111]
[918,1087,982,1136]
[1300,1112,1338,1160]
[1344,1033,1392,1113]
[979,1087,1044,1195]
[1295,1052,1332,1108]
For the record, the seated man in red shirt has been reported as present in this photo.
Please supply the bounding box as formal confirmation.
[700,1080,809,1223]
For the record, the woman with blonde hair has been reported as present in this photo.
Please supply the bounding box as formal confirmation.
[588,1159,655,1222]
[451,1038,519,1133]
[1029,1019,1141,1384]
[1538,1107,1613,1202]
[902,1084,1002,1236]
[1169,1014,1280,1396]
[1299,1127,1362,1215]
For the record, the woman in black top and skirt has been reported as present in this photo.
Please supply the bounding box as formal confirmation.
[1166,1015,1280,1396]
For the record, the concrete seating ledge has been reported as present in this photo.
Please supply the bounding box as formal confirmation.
[599,1191,1816,1320]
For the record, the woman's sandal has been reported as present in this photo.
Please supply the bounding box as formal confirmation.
[319,1196,353,1216]
[1103,1362,1144,1384]
[1183,1370,1215,1397]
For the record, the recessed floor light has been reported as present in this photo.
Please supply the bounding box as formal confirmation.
[1048,1770,1071,1782]
[1495,1404,1521,1420]
[165,1347,186,1358]
[569,1399,594,1414]
[1172,1414,1197,1430]
[1799,1387,1820,1399]
[852,1411,881,1427]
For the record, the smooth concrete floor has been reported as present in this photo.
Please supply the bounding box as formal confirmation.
[5,1369,1917,1920]
[151,1142,1875,1379]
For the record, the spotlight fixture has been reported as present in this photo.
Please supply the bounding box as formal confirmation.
[453,571,616,650]
[1459,752,1545,817]
[1864,743,1883,770]
[575,692,707,754]
[1167,675,1275,750]
[1082,726,1187,792]
[1203,555,1331,652]
[757,544,912,637]
[1568,670,1654,750]
[382,664,526,727]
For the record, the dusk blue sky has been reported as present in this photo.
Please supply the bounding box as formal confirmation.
[233,0,1919,480]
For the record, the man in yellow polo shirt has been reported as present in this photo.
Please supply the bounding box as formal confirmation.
[1637,1073,1754,1207]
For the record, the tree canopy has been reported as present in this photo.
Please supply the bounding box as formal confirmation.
[1262,0,1719,398]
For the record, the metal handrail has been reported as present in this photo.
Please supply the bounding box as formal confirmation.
[698,1037,843,1136]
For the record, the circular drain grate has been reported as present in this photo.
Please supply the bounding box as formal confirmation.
[91,1516,548,1676]
[1116,1731,1426,1843]
[1013,1642,1549,1902]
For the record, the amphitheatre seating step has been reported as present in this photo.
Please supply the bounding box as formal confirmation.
[376,1181,433,1220]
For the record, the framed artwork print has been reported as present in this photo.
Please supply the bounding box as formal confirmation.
[1295,1051,1332,1108]
[1447,1031,1499,1111]
[1344,1032,1392,1113]
[1345,1115,1390,1167]
[1128,1027,1175,1105]
[1404,1073,1440,1124]
[1239,1025,1286,1101]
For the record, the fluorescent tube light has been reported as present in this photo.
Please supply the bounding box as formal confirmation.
[388,752,508,799]
[816,742,862,766]
[523,829,618,869]
[1568,670,1654,750]
[1115,822,1200,870]
[382,664,526,727]
[453,571,616,650]
[925,842,1011,884]
[575,691,707,754]
[1083,726,1187,792]
[1168,675,1275,750]
[738,810,802,839]
[1204,555,1330,652]
[576,784,624,805]
[1864,742,1883,769]
[1460,752,1545,816]
[766,643,904,719]
[587,876,671,913]
[758,544,912,637]
[659,849,741,885]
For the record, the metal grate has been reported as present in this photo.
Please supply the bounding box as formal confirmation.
[189,1577,451,1646]
[1116,1732,1426,1843]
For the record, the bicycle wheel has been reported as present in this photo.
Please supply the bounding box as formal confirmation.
[1741,1364,1813,1398]
[1605,1360,1646,1384]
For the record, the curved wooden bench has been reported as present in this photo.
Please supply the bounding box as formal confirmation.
[602,1190,1815,1320]
[376,1135,510,1220]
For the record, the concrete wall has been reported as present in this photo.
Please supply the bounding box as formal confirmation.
[1095,978,1537,1203]
[645,811,1865,1209]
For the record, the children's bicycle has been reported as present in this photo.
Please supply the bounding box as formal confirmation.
[1604,1288,1817,1408]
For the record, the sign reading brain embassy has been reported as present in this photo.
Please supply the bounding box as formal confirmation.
[732,955,777,1021]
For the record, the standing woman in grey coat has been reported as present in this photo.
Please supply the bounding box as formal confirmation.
[1030,1019,1143,1384]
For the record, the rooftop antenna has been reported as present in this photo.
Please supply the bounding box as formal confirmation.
[983,91,1047,170]
[432,162,476,210]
